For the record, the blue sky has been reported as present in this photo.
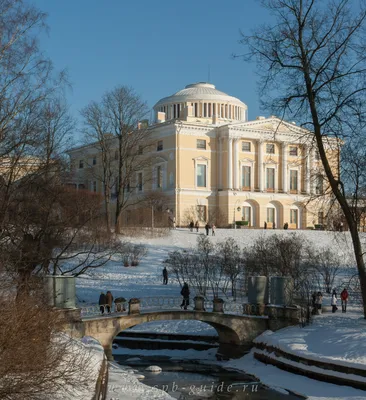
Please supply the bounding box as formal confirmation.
[32,0,272,133]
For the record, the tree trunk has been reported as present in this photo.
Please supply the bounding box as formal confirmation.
[301,50,366,317]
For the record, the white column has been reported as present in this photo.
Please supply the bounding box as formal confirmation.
[218,138,222,189]
[298,166,302,194]
[306,146,311,194]
[228,138,233,190]
[282,142,288,193]
[258,140,264,191]
[233,139,239,189]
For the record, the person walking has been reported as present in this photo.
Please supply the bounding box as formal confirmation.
[162,266,168,285]
[315,291,323,314]
[205,223,210,236]
[341,288,349,313]
[331,291,338,313]
[189,221,194,232]
[173,217,176,229]
[195,220,199,232]
[99,292,106,315]
[106,290,113,314]
[212,224,216,236]
[180,282,190,310]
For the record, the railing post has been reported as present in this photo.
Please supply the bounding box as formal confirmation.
[194,296,205,311]
[213,298,224,313]
[128,298,140,315]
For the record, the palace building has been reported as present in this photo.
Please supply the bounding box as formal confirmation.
[68,82,339,229]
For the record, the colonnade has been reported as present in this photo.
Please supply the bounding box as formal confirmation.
[157,102,247,121]
[220,138,314,194]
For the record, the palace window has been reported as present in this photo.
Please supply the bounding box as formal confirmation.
[315,174,324,194]
[242,141,251,152]
[197,205,207,221]
[137,173,143,191]
[138,145,143,155]
[79,160,84,169]
[92,157,97,165]
[92,181,97,193]
[197,139,206,149]
[290,209,298,224]
[242,166,251,189]
[290,170,298,191]
[242,206,251,223]
[157,140,163,151]
[157,166,163,188]
[266,144,275,154]
[266,168,275,190]
[289,146,298,156]
[267,207,275,223]
[196,164,207,187]
[318,211,324,225]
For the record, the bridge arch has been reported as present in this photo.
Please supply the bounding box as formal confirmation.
[83,311,269,360]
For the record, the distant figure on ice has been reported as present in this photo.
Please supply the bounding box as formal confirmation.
[180,282,190,310]
[99,292,106,315]
[106,290,113,314]
[264,221,267,229]
[162,266,168,285]
[189,221,194,232]
[341,288,349,313]
[212,224,216,236]
[195,220,199,232]
[205,223,210,236]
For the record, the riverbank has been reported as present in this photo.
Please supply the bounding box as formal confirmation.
[225,310,366,399]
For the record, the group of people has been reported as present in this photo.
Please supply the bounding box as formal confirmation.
[312,288,349,315]
[189,221,216,236]
[98,291,114,314]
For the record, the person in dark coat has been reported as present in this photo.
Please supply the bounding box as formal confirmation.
[205,223,210,236]
[195,220,199,232]
[180,282,190,310]
[99,292,106,314]
[189,221,194,232]
[163,267,168,285]
[284,222,289,230]
[106,291,113,314]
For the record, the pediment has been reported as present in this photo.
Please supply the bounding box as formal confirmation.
[193,156,210,162]
[240,157,255,164]
[229,117,309,135]
[154,155,168,163]
[263,157,279,165]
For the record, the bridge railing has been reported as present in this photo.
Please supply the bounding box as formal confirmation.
[80,297,262,318]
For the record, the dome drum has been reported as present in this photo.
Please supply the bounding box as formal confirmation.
[154,82,247,124]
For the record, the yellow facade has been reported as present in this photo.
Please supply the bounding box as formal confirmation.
[68,82,339,229]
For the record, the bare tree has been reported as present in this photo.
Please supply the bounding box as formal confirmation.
[312,248,341,294]
[81,102,115,232]
[103,86,151,233]
[240,0,366,317]
[0,275,96,400]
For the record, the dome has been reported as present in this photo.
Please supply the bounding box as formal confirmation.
[154,82,246,108]
[154,82,247,123]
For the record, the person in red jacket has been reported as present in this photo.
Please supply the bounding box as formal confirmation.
[341,288,349,313]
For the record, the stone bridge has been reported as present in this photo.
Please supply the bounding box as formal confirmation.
[61,296,300,360]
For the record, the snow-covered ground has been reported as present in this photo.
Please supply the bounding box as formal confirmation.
[75,229,366,399]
